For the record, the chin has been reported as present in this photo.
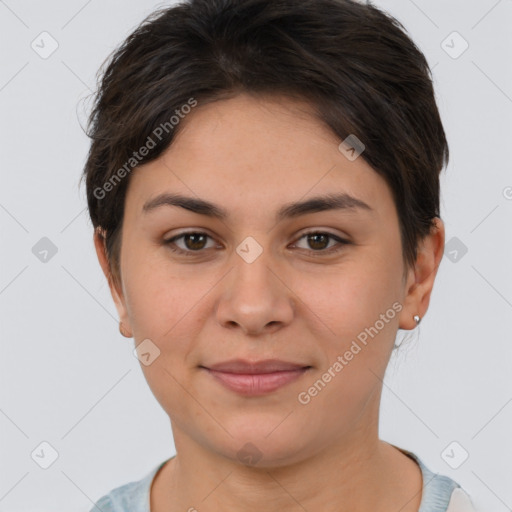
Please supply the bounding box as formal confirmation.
[207,422,316,469]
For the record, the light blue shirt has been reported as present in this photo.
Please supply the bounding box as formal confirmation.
[89,447,476,512]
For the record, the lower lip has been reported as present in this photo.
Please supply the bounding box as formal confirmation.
[203,368,310,396]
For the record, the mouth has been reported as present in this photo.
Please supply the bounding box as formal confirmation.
[199,359,312,396]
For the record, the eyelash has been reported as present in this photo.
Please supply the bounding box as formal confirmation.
[163,230,349,257]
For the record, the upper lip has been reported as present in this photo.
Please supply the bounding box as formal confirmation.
[203,359,311,374]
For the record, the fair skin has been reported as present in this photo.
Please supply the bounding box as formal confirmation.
[94,93,445,512]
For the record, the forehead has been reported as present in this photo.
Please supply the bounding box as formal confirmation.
[124,93,395,223]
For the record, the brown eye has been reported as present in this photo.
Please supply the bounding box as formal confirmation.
[182,233,208,250]
[293,231,349,254]
[164,232,216,255]
[306,233,330,250]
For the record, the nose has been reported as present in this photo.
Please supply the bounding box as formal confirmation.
[215,250,295,336]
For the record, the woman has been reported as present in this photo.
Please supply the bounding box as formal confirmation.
[83,0,477,510]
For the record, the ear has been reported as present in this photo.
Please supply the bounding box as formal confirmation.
[93,227,133,337]
[399,218,445,330]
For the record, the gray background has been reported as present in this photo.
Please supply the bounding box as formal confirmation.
[1,0,511,511]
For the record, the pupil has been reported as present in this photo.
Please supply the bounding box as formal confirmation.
[186,234,206,250]
[309,234,328,250]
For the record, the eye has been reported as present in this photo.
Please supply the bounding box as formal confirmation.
[163,230,349,256]
[164,231,218,255]
[291,231,349,254]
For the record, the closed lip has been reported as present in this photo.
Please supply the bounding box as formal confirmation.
[202,359,311,374]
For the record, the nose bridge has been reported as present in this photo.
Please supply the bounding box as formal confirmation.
[215,244,294,335]
[232,249,276,300]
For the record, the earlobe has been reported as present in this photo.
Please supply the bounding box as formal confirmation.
[93,228,133,338]
[398,218,445,330]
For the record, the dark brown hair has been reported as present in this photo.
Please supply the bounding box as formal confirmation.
[81,0,449,288]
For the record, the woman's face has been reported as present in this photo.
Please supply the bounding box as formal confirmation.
[96,93,442,466]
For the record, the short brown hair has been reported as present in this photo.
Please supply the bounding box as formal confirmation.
[81,0,449,287]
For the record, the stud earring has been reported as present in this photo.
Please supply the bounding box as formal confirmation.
[394,314,421,350]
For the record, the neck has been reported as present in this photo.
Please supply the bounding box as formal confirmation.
[151,395,423,512]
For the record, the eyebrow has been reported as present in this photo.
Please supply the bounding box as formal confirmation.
[142,192,374,221]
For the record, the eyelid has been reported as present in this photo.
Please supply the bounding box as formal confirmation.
[294,228,349,242]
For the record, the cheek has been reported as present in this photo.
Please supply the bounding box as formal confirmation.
[293,253,401,344]
[290,251,402,412]
[121,246,201,340]
[294,266,398,427]
[121,258,208,417]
